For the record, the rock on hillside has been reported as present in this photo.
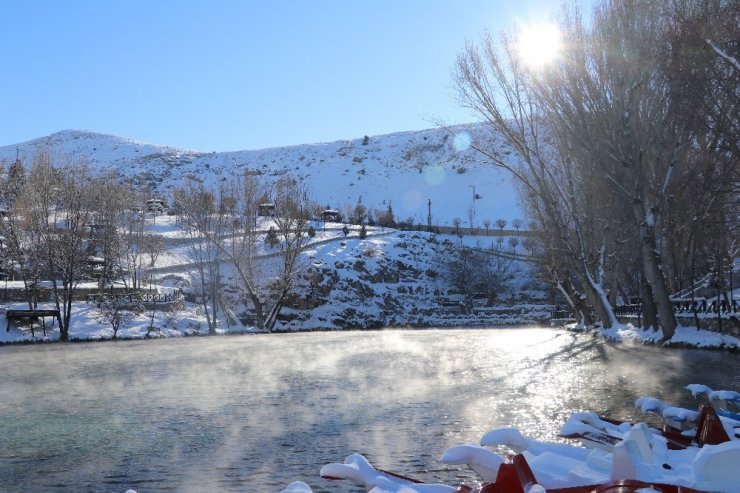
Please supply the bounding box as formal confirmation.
[274,231,551,331]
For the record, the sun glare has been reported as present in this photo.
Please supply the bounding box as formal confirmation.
[517,22,562,69]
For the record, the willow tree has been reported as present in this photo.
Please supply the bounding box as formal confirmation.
[453,29,619,328]
[531,1,739,339]
[454,0,737,338]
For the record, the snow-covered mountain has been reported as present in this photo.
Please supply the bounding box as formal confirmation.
[0,126,525,228]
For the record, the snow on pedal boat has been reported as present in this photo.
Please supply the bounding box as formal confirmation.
[317,448,740,493]
[685,384,740,423]
[685,385,740,411]
[285,386,740,493]
[635,397,700,431]
[560,404,738,451]
[313,426,740,493]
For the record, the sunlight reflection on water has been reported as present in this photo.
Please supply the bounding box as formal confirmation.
[0,328,738,492]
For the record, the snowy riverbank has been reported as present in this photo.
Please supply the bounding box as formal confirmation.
[574,323,740,352]
[2,302,739,353]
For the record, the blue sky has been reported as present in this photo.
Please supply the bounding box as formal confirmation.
[1,1,569,152]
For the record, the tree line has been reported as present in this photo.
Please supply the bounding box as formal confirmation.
[453,0,738,339]
[0,153,165,340]
[0,153,320,337]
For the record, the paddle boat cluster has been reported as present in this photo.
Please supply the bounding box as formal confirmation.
[282,384,740,493]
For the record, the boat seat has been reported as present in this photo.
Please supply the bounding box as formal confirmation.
[692,440,740,484]
[624,423,656,464]
[609,424,661,482]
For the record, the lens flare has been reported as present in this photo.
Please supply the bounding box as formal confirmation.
[402,190,423,211]
[423,165,445,186]
[453,132,472,152]
[517,22,561,69]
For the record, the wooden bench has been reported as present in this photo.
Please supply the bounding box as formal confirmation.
[6,309,61,337]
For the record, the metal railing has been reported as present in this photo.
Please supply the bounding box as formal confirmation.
[552,299,740,320]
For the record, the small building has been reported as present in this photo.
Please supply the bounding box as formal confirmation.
[147,199,167,213]
[87,223,114,238]
[320,210,342,223]
[258,203,276,217]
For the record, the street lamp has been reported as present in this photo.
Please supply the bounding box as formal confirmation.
[467,184,483,229]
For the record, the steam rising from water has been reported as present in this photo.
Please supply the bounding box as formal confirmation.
[1,329,737,492]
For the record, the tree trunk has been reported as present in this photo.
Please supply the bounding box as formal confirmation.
[209,265,219,335]
[265,290,288,332]
[688,231,702,330]
[64,289,73,340]
[557,277,594,326]
[572,260,617,328]
[608,259,621,307]
[634,203,676,340]
[640,276,658,330]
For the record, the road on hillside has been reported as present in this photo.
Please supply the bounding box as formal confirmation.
[148,229,397,275]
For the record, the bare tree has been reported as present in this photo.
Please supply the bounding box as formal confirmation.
[479,252,516,305]
[176,171,312,332]
[349,198,368,225]
[375,203,395,228]
[508,236,519,251]
[0,158,43,309]
[495,219,507,232]
[92,294,140,340]
[262,176,313,330]
[444,249,482,313]
[453,27,619,328]
[452,217,462,236]
[523,1,737,338]
[87,174,131,289]
[175,180,223,334]
[445,248,515,309]
[21,155,96,340]
[450,1,739,335]
[522,237,535,256]
[118,209,147,292]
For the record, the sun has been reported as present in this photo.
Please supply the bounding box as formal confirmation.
[517,22,562,69]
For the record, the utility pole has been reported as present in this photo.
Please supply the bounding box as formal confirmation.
[467,185,476,228]
[427,199,432,231]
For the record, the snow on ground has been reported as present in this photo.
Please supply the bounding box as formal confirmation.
[0,299,211,343]
[0,213,544,342]
[0,213,737,351]
[583,323,740,351]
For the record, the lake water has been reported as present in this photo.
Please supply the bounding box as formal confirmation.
[1,328,738,492]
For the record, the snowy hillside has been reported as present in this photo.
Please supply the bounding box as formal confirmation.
[0,125,525,228]
[0,214,548,342]
[279,229,548,331]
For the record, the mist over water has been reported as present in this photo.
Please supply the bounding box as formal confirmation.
[1,328,738,492]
